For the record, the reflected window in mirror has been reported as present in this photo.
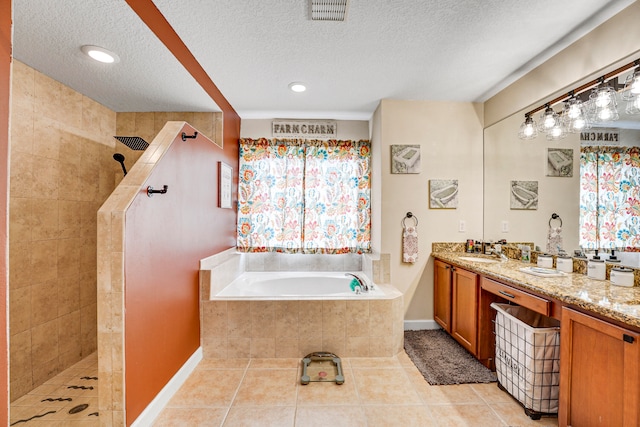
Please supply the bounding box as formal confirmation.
[579,145,640,250]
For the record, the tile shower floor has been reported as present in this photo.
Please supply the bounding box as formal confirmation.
[10,352,560,426]
[10,352,99,426]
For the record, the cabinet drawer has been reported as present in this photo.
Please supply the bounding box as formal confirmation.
[480,277,550,316]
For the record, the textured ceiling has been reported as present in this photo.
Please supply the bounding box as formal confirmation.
[12,0,636,119]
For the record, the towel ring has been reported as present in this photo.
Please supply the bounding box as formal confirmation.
[549,213,562,228]
[402,212,418,228]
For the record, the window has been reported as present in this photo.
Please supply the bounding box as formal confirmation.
[579,146,640,250]
[237,138,371,254]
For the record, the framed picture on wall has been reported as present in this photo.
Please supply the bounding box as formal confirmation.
[510,180,538,210]
[546,148,573,177]
[429,179,459,209]
[218,161,233,209]
[391,145,421,174]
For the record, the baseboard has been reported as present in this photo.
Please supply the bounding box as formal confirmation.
[404,320,441,330]
[131,347,203,427]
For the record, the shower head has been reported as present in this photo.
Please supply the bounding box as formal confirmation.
[113,153,127,176]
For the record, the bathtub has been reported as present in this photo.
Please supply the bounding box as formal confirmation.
[200,266,404,358]
[214,271,385,299]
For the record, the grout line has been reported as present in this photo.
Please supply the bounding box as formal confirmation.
[218,357,251,425]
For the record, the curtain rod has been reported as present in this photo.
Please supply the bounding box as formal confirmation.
[525,58,640,118]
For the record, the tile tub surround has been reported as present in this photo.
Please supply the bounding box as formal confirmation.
[200,251,402,359]
[201,297,404,359]
[431,251,640,330]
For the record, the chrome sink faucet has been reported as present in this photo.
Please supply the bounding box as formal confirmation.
[491,244,509,261]
[345,273,368,292]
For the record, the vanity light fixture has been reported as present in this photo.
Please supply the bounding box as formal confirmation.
[589,78,619,123]
[623,61,640,115]
[546,122,567,141]
[288,82,307,93]
[562,93,590,133]
[81,45,120,64]
[518,114,538,140]
[622,61,640,100]
[517,57,640,140]
[537,104,559,133]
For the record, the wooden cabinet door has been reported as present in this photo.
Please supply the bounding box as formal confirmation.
[451,267,478,355]
[433,260,452,332]
[559,307,640,427]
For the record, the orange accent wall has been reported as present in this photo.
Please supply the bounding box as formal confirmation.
[121,2,240,424]
[124,124,238,424]
[0,0,10,423]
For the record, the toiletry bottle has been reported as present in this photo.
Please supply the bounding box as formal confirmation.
[521,246,531,263]
[466,239,474,253]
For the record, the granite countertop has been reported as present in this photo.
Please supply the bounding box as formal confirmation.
[432,251,640,330]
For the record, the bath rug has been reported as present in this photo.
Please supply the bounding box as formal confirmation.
[404,329,497,385]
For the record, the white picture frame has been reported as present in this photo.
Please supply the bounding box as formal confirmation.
[510,180,538,210]
[546,148,573,177]
[391,144,421,174]
[218,161,233,209]
[429,179,459,209]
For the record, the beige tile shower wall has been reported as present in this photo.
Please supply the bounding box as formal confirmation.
[201,296,404,359]
[9,61,117,401]
[115,111,223,182]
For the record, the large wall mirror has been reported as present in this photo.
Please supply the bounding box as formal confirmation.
[484,51,640,263]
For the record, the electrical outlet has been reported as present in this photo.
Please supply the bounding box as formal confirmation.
[501,220,509,233]
[459,220,466,232]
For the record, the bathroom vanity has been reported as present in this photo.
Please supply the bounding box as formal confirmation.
[432,251,640,427]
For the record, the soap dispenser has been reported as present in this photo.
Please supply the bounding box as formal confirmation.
[587,250,606,280]
[607,249,621,264]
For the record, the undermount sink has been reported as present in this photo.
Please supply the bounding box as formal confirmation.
[458,256,499,264]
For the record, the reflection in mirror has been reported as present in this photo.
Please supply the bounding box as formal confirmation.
[484,58,640,265]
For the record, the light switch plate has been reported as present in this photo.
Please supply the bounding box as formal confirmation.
[501,220,509,233]
[459,220,466,232]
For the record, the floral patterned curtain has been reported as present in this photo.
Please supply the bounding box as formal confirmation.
[237,138,371,254]
[579,146,640,250]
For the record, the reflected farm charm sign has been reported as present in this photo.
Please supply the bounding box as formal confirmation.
[272,120,337,138]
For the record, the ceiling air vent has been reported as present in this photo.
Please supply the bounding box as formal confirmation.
[311,0,349,21]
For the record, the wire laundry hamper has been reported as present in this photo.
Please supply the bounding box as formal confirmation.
[491,302,561,419]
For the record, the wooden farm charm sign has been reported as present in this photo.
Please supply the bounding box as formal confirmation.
[272,120,337,138]
[580,130,620,145]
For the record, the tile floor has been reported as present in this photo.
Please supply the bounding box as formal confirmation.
[153,352,559,427]
[10,352,99,426]
[10,351,560,426]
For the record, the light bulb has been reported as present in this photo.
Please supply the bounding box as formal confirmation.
[598,107,613,121]
[543,115,555,128]
[573,118,586,130]
[523,124,534,137]
[567,103,581,119]
[596,91,612,108]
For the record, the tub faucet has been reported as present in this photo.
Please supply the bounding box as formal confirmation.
[345,273,368,292]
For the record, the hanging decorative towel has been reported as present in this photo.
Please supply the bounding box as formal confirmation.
[546,213,563,255]
[402,213,419,263]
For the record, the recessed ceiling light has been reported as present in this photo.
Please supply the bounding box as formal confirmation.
[81,45,120,64]
[288,82,307,93]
